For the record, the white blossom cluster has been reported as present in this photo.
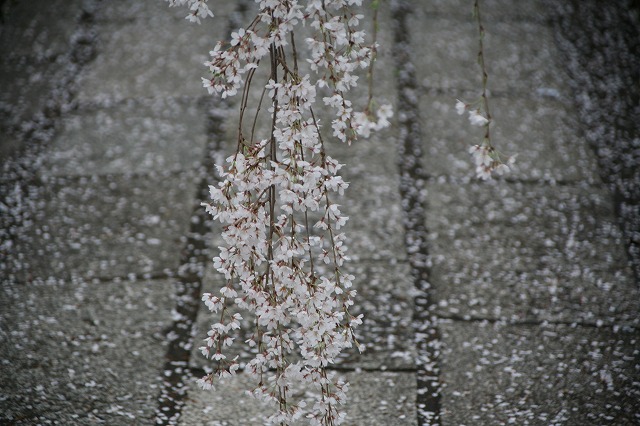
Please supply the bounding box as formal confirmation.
[165,0,213,23]
[456,99,513,180]
[170,0,390,424]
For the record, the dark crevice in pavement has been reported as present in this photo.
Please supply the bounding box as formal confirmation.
[547,0,640,283]
[439,315,637,330]
[153,100,229,426]
[153,2,250,424]
[187,365,419,380]
[391,1,442,425]
[422,173,607,187]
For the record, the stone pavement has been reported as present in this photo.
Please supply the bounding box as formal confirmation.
[1,0,638,425]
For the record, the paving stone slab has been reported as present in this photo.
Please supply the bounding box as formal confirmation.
[180,371,416,426]
[191,259,416,372]
[45,98,209,176]
[324,128,400,181]
[438,320,640,425]
[76,2,235,103]
[339,171,406,262]
[0,0,82,60]
[426,180,639,324]
[0,277,175,424]
[339,260,416,369]
[408,12,565,94]
[5,172,195,282]
[0,54,67,131]
[420,95,600,182]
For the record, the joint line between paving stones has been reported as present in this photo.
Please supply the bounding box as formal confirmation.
[153,101,230,426]
[391,1,442,425]
[440,315,636,330]
[88,257,424,285]
[187,365,419,380]
[417,84,567,103]
[36,168,196,185]
[153,100,229,426]
[73,94,211,113]
[423,174,608,187]
[421,10,554,26]
[153,2,251,424]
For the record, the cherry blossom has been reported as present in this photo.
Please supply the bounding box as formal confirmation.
[456,0,514,180]
[170,0,391,424]
[165,0,213,23]
[468,109,489,126]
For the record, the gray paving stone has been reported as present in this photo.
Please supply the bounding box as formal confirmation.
[408,11,565,93]
[6,173,195,282]
[324,122,400,186]
[0,55,67,131]
[438,320,640,425]
[426,180,639,324]
[420,95,600,182]
[339,171,406,262]
[0,277,175,424]
[76,2,236,102]
[191,260,415,372]
[0,0,82,60]
[339,260,416,369]
[45,98,209,176]
[180,371,416,426]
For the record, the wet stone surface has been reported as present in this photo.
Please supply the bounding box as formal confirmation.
[0,278,175,425]
[338,172,406,262]
[44,98,209,176]
[438,320,640,425]
[75,2,235,103]
[180,371,417,426]
[408,8,565,94]
[6,173,195,282]
[1,0,638,424]
[545,0,640,280]
[427,180,639,324]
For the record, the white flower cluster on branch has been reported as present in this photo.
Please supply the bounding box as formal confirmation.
[169,0,391,424]
[165,0,213,23]
[456,99,513,180]
[454,0,515,180]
